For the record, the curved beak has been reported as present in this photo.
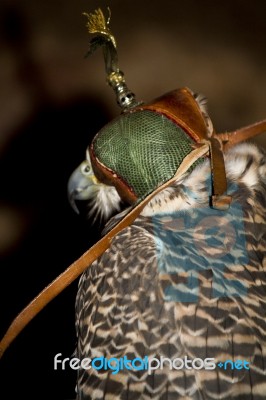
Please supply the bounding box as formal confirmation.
[67,162,96,214]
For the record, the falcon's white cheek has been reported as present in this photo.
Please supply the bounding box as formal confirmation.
[87,183,122,221]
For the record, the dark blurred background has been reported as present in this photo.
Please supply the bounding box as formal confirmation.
[0,1,265,399]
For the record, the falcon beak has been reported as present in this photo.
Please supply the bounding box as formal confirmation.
[67,164,98,214]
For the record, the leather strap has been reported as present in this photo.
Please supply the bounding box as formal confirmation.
[0,144,209,359]
[217,119,266,150]
[209,119,266,209]
[208,136,231,210]
[1,117,265,359]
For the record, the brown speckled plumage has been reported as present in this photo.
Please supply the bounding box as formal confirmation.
[75,142,266,399]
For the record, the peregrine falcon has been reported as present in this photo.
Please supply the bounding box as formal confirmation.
[0,8,265,400]
[69,125,266,400]
[66,7,266,400]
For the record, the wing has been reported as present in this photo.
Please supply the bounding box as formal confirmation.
[75,143,266,399]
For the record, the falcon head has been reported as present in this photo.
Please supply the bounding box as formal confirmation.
[68,149,122,221]
[67,89,215,222]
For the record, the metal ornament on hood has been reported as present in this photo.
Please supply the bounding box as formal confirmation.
[81,8,231,210]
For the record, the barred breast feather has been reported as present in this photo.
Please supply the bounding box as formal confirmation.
[75,142,266,399]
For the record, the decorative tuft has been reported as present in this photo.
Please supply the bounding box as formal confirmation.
[82,7,140,111]
[82,8,116,49]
